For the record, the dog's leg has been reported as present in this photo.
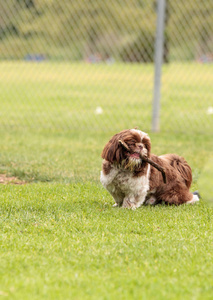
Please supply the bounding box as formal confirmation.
[122,196,137,209]
[145,195,158,205]
[107,186,124,207]
[122,192,147,209]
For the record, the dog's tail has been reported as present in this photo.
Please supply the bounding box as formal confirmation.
[162,154,192,189]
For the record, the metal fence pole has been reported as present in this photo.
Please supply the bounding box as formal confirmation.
[152,0,166,132]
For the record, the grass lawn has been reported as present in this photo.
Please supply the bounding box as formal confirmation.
[0,183,212,300]
[1,62,213,133]
[0,62,212,299]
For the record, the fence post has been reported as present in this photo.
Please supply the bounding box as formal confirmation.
[152,0,166,132]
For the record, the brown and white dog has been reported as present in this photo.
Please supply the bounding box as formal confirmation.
[100,129,199,208]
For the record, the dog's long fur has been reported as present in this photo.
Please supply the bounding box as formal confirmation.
[100,129,199,208]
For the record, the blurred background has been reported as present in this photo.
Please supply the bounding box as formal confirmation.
[1,0,212,134]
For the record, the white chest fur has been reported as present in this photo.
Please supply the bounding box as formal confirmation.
[100,164,150,208]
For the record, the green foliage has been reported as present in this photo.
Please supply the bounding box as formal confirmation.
[119,28,155,62]
[0,0,212,61]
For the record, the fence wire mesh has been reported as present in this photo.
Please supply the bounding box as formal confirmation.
[0,0,213,133]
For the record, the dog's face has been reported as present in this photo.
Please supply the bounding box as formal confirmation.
[101,129,151,172]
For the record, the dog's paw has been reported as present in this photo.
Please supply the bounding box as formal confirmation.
[145,196,157,205]
[122,198,137,209]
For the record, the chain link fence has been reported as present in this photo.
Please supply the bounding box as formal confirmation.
[0,0,212,133]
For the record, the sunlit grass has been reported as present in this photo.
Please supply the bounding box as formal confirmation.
[0,183,212,300]
[1,62,212,132]
[0,62,212,299]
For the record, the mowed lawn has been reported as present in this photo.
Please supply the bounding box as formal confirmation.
[1,62,213,133]
[0,62,212,299]
[0,183,212,300]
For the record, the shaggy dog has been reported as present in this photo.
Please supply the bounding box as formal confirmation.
[100,129,199,209]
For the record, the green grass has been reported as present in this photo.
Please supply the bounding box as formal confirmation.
[0,183,212,299]
[1,62,213,133]
[198,156,213,206]
[0,62,213,299]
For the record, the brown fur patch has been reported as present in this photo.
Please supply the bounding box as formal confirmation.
[102,160,113,175]
[142,136,151,157]
[148,154,193,205]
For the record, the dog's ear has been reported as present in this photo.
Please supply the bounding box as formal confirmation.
[101,141,116,163]
[142,136,151,157]
[101,134,124,163]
